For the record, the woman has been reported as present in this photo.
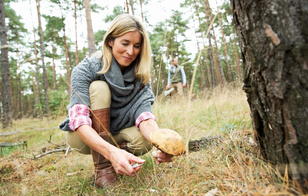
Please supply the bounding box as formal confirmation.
[59,14,173,188]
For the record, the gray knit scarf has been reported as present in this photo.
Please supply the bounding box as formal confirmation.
[59,55,155,134]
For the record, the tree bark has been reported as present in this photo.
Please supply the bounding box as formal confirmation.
[63,27,71,96]
[52,45,57,90]
[0,0,12,128]
[232,27,241,79]
[125,0,129,14]
[217,8,232,82]
[139,0,144,21]
[31,71,37,117]
[192,0,209,90]
[203,0,217,86]
[32,26,43,111]
[84,0,96,55]
[36,0,50,117]
[15,57,22,119]
[205,0,226,85]
[129,0,134,15]
[74,0,79,65]
[231,0,308,192]
[18,72,22,118]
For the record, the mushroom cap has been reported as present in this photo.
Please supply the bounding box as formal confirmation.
[149,129,186,156]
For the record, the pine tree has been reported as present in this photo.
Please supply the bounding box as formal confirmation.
[36,0,50,117]
[0,0,12,128]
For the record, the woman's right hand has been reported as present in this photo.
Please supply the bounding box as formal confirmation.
[108,147,145,177]
[75,125,145,177]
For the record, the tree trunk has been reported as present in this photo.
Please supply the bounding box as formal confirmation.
[84,0,96,55]
[202,0,217,86]
[125,0,129,14]
[205,0,225,86]
[83,46,86,59]
[14,60,18,119]
[129,0,134,15]
[36,0,50,117]
[0,0,12,128]
[12,79,16,119]
[217,8,232,82]
[231,0,308,192]
[32,26,43,110]
[18,72,22,118]
[192,0,209,90]
[203,49,212,89]
[156,26,168,97]
[52,45,57,90]
[31,71,37,117]
[15,57,22,119]
[232,27,241,79]
[74,0,79,65]
[139,0,144,21]
[63,27,71,96]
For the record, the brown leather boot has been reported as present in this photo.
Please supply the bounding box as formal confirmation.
[91,108,118,188]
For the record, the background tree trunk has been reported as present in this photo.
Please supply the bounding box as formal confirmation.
[125,0,129,14]
[129,0,134,15]
[84,0,96,55]
[52,46,57,90]
[232,27,241,79]
[63,27,71,96]
[205,0,226,85]
[139,0,144,21]
[231,0,308,192]
[0,0,12,128]
[32,25,43,112]
[36,0,50,117]
[31,71,37,117]
[74,0,79,65]
[203,0,218,86]
[217,8,232,82]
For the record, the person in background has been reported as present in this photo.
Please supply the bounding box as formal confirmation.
[59,14,173,189]
[166,58,187,97]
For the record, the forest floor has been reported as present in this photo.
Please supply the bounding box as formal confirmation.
[0,84,304,195]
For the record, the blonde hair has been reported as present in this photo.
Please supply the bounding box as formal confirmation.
[98,14,152,85]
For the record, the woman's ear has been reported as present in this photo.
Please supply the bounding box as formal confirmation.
[108,40,114,47]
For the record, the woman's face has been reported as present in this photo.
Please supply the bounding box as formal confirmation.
[108,30,142,71]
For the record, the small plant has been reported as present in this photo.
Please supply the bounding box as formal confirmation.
[220,123,237,133]
[45,166,56,173]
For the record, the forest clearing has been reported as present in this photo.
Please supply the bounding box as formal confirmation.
[0,86,303,195]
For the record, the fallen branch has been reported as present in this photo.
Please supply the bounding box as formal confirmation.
[64,146,70,156]
[45,135,66,148]
[32,147,71,160]
[15,146,72,168]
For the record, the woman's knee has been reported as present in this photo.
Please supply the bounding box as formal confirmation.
[66,131,91,154]
[114,126,153,156]
[89,81,111,110]
[130,136,153,156]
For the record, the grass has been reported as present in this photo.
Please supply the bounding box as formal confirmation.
[0,84,303,195]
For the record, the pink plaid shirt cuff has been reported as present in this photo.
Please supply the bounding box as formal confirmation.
[135,112,157,129]
[69,104,92,131]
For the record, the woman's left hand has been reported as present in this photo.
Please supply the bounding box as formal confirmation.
[153,149,173,164]
[139,119,174,164]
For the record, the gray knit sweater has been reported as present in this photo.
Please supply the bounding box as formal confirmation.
[59,54,155,134]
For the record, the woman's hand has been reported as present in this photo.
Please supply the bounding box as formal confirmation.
[108,147,145,177]
[139,119,174,164]
[152,148,173,164]
[76,125,145,177]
